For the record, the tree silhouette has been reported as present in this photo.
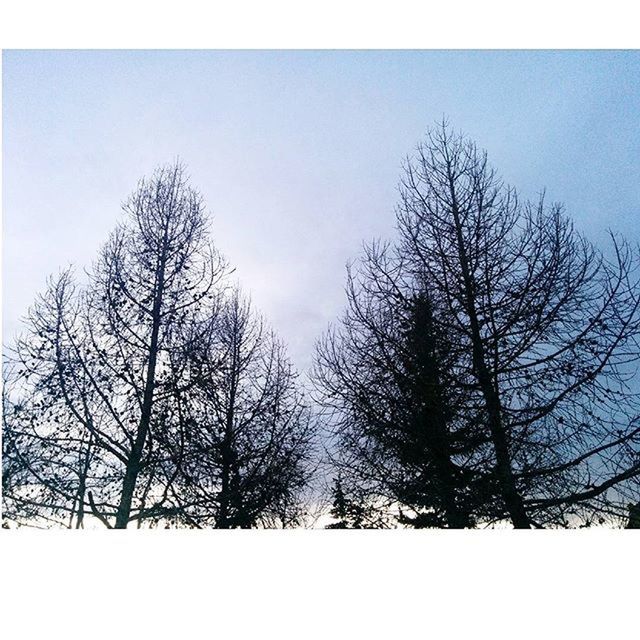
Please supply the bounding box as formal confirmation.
[3,130,639,530]
[396,123,640,527]
[2,163,315,528]
[161,290,316,528]
[325,475,373,529]
[316,123,640,528]
[314,241,491,528]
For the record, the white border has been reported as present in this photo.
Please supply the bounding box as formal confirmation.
[0,1,639,49]
[1,530,639,639]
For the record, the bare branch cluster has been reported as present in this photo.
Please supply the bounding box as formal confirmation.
[314,123,640,528]
[3,163,315,529]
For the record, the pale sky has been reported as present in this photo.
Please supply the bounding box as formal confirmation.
[3,50,640,373]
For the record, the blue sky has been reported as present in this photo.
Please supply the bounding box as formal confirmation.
[3,50,639,372]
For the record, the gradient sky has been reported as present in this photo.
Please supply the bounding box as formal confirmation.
[3,50,640,373]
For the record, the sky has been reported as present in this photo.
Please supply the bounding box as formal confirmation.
[3,50,640,373]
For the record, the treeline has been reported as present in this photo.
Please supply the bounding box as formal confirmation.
[3,124,640,529]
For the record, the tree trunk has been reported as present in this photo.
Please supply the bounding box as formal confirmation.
[114,244,168,529]
[217,326,239,529]
[447,173,531,529]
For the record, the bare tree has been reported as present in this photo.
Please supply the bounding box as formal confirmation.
[163,290,316,528]
[314,123,640,529]
[394,123,640,527]
[3,163,315,528]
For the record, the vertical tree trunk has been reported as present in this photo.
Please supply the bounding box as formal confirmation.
[447,176,531,529]
[472,361,531,528]
[114,243,168,529]
[74,435,93,529]
[218,441,232,528]
[218,323,239,529]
